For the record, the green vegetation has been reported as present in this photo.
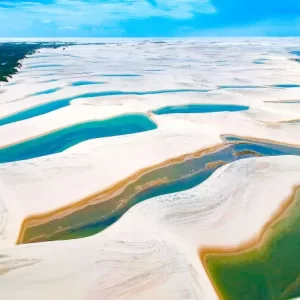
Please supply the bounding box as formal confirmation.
[0,42,71,82]
[205,189,300,300]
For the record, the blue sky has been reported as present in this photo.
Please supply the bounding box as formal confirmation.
[1,0,300,37]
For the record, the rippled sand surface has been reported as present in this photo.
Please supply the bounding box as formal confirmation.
[0,38,300,300]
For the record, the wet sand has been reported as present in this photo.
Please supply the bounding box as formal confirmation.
[17,136,300,244]
[17,144,227,244]
[200,186,300,300]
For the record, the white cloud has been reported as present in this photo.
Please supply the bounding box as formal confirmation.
[0,0,216,36]
[3,0,216,25]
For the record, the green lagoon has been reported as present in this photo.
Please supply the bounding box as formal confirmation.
[20,137,300,244]
[205,189,300,300]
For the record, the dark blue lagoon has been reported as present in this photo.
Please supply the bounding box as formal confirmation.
[20,136,300,244]
[291,51,300,56]
[0,114,157,163]
[0,100,70,126]
[40,79,58,83]
[0,89,208,126]
[223,135,300,158]
[272,84,300,88]
[71,81,106,86]
[253,59,268,64]
[20,146,238,243]
[31,87,61,96]
[152,104,249,115]
[27,64,63,69]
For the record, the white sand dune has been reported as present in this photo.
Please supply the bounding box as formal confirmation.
[0,156,300,300]
[0,125,222,246]
[0,110,299,247]
[1,38,300,299]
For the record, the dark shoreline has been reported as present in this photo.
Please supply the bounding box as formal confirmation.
[201,187,300,300]
[0,42,72,83]
[18,136,300,244]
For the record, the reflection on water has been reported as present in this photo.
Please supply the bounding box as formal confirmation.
[26,64,63,69]
[0,89,208,126]
[205,189,300,300]
[20,146,235,243]
[0,114,157,163]
[19,136,300,244]
[202,136,300,300]
[253,58,268,65]
[223,135,300,157]
[152,104,249,115]
[71,81,106,86]
[273,84,300,88]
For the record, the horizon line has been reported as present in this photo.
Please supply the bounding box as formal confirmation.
[1,36,300,40]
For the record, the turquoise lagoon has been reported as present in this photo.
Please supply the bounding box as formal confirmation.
[223,135,300,157]
[20,136,300,243]
[253,59,268,64]
[273,84,300,88]
[31,87,61,96]
[71,81,106,86]
[152,104,249,115]
[26,64,63,69]
[0,114,157,164]
[0,89,208,126]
